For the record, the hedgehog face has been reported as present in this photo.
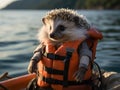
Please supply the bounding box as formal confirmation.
[39,8,90,44]
[43,18,69,42]
[43,17,87,42]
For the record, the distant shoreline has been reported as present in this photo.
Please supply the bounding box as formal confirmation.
[1,0,119,10]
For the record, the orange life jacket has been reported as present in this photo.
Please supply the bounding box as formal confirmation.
[37,28,103,90]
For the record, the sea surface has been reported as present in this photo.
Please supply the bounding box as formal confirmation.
[0,10,120,77]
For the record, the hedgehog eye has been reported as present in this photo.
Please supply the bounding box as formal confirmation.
[58,25,66,31]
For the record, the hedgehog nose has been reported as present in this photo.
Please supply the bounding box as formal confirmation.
[50,33,55,38]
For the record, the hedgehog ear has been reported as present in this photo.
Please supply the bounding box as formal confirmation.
[42,18,46,25]
[73,16,80,26]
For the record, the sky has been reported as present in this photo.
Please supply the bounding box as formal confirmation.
[0,0,18,9]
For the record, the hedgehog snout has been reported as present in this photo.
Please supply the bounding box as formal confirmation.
[49,31,63,40]
[50,33,55,38]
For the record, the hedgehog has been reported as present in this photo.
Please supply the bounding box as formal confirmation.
[38,8,90,46]
[28,8,92,89]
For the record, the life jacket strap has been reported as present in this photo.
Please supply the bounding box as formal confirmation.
[42,76,92,86]
[44,52,65,60]
[44,66,64,75]
[63,48,74,87]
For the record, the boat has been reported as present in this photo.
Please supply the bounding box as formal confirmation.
[0,73,36,90]
[0,71,120,90]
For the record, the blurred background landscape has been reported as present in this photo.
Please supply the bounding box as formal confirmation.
[0,0,120,77]
[0,0,120,10]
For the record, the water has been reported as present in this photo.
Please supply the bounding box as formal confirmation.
[0,10,120,77]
